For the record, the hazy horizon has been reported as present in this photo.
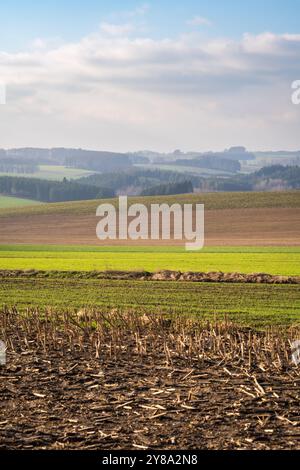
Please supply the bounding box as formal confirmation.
[1,146,300,154]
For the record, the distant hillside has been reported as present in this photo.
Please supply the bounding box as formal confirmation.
[210,165,300,191]
[1,148,132,173]
[78,167,201,195]
[65,150,132,172]
[130,147,255,163]
[78,165,300,195]
[171,155,241,173]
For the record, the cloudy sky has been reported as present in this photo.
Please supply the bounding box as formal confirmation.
[0,0,299,152]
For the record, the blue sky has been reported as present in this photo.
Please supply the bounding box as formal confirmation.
[1,0,300,50]
[0,1,299,151]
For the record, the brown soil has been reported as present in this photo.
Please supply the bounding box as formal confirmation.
[0,269,299,284]
[0,207,299,245]
[0,310,299,450]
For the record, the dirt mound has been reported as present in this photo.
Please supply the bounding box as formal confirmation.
[0,269,298,284]
[152,270,300,284]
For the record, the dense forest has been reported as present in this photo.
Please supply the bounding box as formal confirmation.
[0,176,114,203]
[140,181,194,196]
[250,165,300,190]
[78,168,199,194]
[203,165,300,191]
[0,157,38,174]
[65,151,132,172]
[171,155,241,173]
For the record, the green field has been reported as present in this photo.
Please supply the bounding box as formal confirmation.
[0,196,42,209]
[1,275,299,327]
[0,165,97,182]
[0,245,299,275]
[0,190,298,218]
[0,191,298,329]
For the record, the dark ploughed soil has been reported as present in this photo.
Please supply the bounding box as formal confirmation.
[0,314,299,450]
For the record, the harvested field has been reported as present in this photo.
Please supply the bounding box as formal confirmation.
[0,309,299,450]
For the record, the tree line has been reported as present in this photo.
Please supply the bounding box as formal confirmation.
[171,156,241,173]
[201,165,300,191]
[140,180,194,196]
[0,176,115,203]
[78,168,201,194]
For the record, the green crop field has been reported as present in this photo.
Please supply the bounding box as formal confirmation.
[0,191,298,329]
[0,196,42,209]
[1,275,299,327]
[0,245,299,275]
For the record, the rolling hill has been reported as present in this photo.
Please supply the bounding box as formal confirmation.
[0,191,299,246]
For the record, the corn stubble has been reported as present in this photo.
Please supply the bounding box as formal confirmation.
[0,308,299,450]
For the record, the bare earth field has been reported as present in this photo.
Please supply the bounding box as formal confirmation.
[0,311,299,450]
[0,207,299,246]
[0,191,299,246]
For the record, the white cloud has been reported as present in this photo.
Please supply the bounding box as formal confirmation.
[242,32,300,54]
[99,22,135,36]
[31,38,47,50]
[187,16,212,27]
[30,36,65,51]
[0,28,299,150]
